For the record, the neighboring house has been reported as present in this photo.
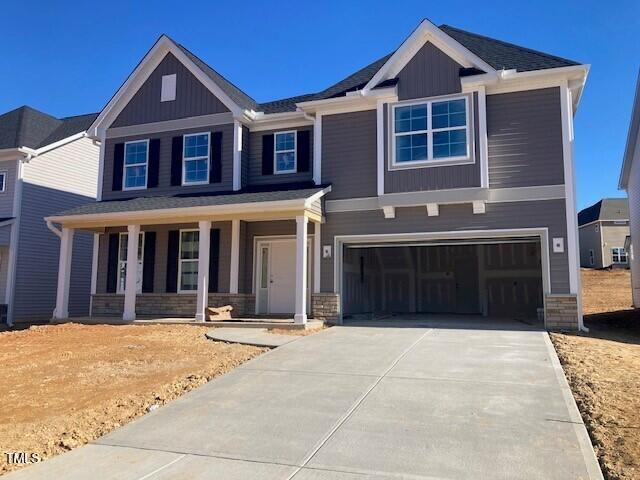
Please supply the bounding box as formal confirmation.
[46,20,588,330]
[0,106,99,325]
[578,198,629,268]
[619,70,640,307]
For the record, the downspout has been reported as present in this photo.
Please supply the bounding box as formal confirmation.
[46,220,63,238]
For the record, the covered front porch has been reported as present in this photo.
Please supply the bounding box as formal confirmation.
[46,187,331,325]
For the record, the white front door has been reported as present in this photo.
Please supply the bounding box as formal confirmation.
[256,238,311,315]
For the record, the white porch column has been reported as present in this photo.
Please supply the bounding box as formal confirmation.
[229,219,240,294]
[53,227,74,320]
[195,220,211,321]
[295,215,308,324]
[314,221,321,293]
[123,224,140,322]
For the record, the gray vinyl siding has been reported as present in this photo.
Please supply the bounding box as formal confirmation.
[247,127,313,186]
[320,199,569,294]
[13,182,94,322]
[579,224,602,268]
[111,53,229,128]
[102,124,234,200]
[487,88,565,188]
[0,224,11,245]
[0,246,8,303]
[321,110,377,200]
[384,93,481,193]
[97,221,232,295]
[0,161,18,219]
[396,42,463,101]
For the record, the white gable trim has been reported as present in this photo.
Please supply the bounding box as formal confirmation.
[363,20,495,94]
[88,35,246,138]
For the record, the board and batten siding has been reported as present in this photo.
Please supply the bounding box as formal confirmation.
[96,222,232,295]
[111,53,230,128]
[321,110,377,200]
[487,87,565,188]
[320,199,570,295]
[247,127,313,186]
[102,123,234,201]
[13,137,99,322]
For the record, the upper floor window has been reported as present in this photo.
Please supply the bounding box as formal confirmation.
[612,247,628,264]
[392,95,470,168]
[123,140,149,190]
[274,131,296,174]
[0,172,6,193]
[183,133,210,185]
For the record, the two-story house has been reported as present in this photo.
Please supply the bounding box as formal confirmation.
[46,20,588,330]
[0,106,99,325]
[578,198,629,269]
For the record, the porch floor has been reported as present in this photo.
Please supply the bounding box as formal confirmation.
[53,316,324,330]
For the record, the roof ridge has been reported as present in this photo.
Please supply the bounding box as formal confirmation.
[439,24,580,68]
[59,112,100,121]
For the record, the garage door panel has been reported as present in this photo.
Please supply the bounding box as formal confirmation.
[487,277,543,318]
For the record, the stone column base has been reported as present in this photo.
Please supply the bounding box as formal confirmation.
[312,293,341,324]
[544,294,579,331]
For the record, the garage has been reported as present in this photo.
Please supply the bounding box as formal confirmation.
[341,239,544,320]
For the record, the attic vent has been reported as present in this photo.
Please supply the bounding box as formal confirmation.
[161,74,177,102]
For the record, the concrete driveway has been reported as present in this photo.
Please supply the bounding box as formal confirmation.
[7,317,602,479]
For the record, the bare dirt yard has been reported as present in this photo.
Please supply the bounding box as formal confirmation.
[0,323,266,475]
[551,268,640,480]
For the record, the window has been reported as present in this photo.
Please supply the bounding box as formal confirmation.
[589,249,595,266]
[117,232,145,294]
[178,230,199,292]
[392,96,470,167]
[0,172,6,193]
[123,140,149,190]
[274,131,296,174]
[612,247,628,264]
[183,133,210,185]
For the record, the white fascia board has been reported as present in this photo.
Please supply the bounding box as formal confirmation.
[304,186,332,207]
[619,70,640,190]
[31,132,87,156]
[249,110,314,132]
[89,35,246,137]
[363,19,496,93]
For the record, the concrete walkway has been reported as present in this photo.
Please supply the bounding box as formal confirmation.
[7,317,602,479]
[205,327,298,347]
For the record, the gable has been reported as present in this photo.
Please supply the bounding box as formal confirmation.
[111,52,230,128]
[397,42,463,100]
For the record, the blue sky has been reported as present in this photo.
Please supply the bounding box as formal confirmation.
[1,0,638,209]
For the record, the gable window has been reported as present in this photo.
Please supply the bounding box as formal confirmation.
[274,131,296,174]
[391,95,470,168]
[0,172,6,193]
[117,232,145,294]
[161,74,177,102]
[612,247,628,264]
[178,230,199,292]
[123,140,149,190]
[183,133,210,185]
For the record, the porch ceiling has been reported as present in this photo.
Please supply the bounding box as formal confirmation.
[46,186,329,230]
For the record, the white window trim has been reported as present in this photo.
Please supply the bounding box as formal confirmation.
[389,94,473,170]
[117,231,145,294]
[122,139,149,191]
[0,171,7,193]
[612,247,628,264]
[274,130,297,175]
[182,132,210,186]
[178,228,199,293]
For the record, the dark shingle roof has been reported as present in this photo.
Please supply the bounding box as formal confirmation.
[52,186,326,218]
[578,199,629,226]
[0,106,98,150]
[440,25,580,72]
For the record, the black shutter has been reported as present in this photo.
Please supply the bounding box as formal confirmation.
[208,229,220,293]
[297,130,310,173]
[106,233,119,293]
[170,136,183,186]
[147,139,160,188]
[210,132,222,183]
[261,134,274,175]
[166,230,179,293]
[112,143,124,191]
[142,232,156,293]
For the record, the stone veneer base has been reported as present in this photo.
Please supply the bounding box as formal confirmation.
[544,294,579,331]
